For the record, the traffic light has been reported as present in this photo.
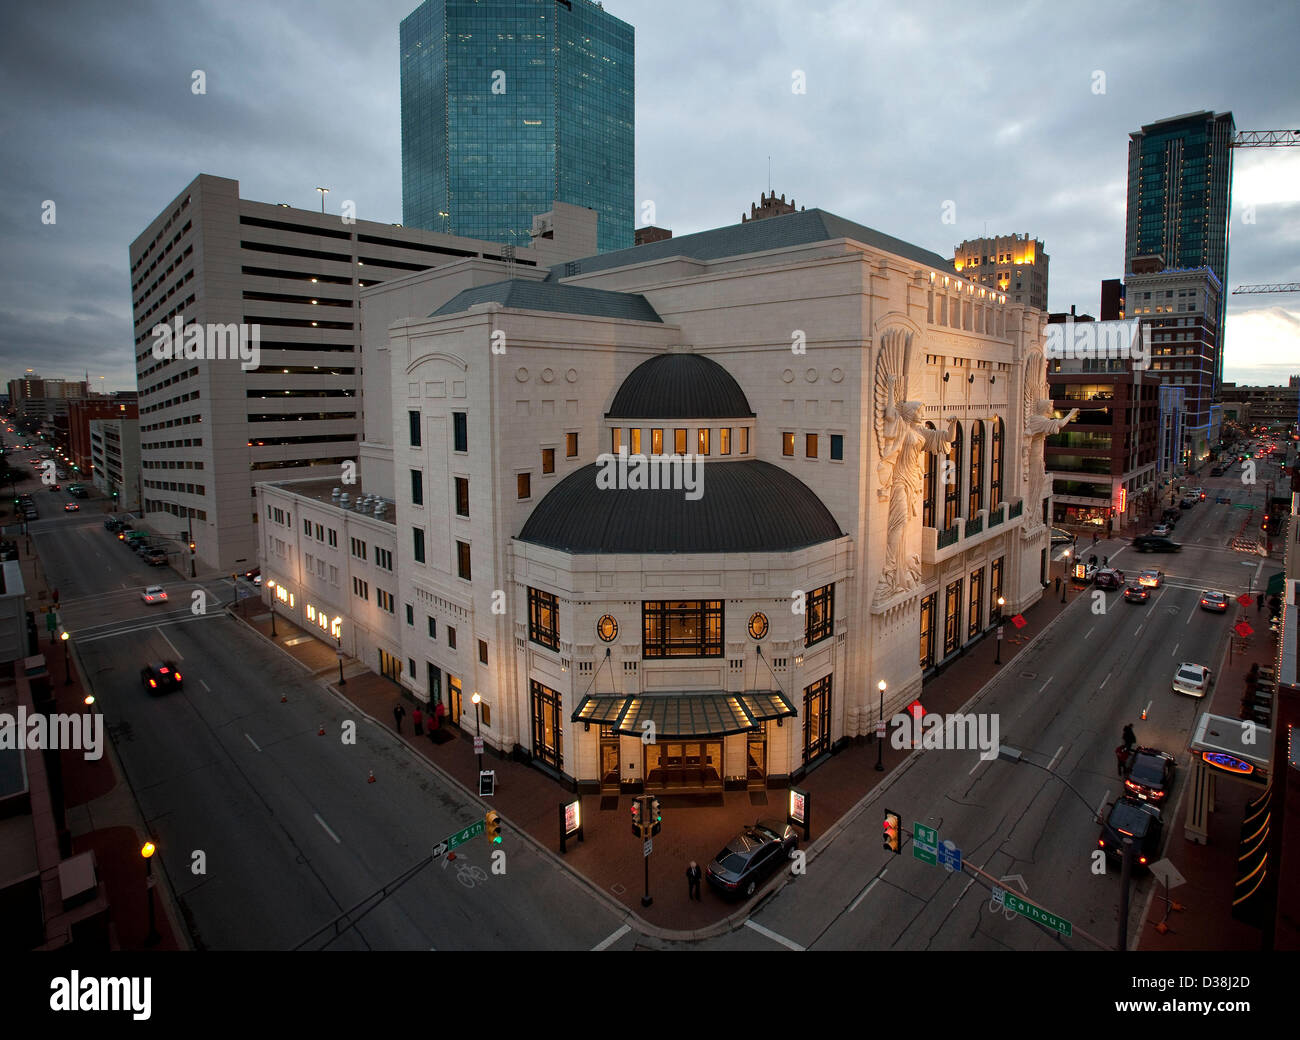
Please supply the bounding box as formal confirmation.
[631,799,643,838]
[650,796,662,837]
[484,810,502,844]
[882,809,901,854]
[188,541,196,552]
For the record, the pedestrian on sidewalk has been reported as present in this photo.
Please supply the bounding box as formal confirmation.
[412,706,424,737]
[686,861,702,901]
[1122,723,1136,752]
[1115,745,1130,778]
[393,702,406,733]
[1256,593,1263,612]
[434,700,446,730]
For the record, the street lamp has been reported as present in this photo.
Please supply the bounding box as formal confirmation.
[1061,550,1070,603]
[333,618,345,685]
[875,680,886,772]
[471,692,483,774]
[141,841,160,946]
[995,598,1006,664]
[59,626,70,685]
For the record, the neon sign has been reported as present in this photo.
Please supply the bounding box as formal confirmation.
[1201,751,1254,775]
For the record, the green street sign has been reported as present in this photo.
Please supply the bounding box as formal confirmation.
[999,891,1072,937]
[46,610,57,631]
[912,822,938,865]
[446,819,485,850]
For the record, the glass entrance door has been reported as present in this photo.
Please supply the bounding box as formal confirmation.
[448,675,463,728]
[746,727,767,790]
[599,726,620,793]
[803,675,831,765]
[644,741,723,791]
[530,679,563,771]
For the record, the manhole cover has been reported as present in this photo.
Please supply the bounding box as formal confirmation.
[1019,672,1036,680]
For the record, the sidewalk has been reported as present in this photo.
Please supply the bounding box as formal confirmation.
[233,570,1076,934]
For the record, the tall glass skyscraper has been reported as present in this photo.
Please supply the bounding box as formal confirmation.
[1124,111,1235,388]
[401,0,634,253]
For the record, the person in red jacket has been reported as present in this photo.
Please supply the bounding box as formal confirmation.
[412,707,424,737]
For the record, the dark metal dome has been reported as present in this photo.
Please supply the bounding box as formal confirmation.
[605,354,755,420]
[517,460,842,554]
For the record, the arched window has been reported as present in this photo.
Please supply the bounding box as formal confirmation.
[923,422,938,528]
[989,417,1004,512]
[943,422,963,529]
[968,420,985,518]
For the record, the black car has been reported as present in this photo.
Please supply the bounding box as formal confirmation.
[1132,535,1181,553]
[1123,584,1149,603]
[1124,747,1175,804]
[705,819,798,899]
[141,660,184,694]
[104,519,123,533]
[1097,799,1163,869]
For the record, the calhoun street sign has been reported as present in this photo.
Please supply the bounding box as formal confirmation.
[997,891,1073,937]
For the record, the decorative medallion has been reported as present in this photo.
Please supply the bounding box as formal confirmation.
[596,614,619,642]
[748,611,769,640]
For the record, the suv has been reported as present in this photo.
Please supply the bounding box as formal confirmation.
[1097,799,1163,869]
[705,819,799,899]
[144,547,168,566]
[1124,747,1176,803]
[1132,535,1181,553]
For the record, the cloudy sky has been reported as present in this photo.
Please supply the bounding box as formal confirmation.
[2,0,1297,393]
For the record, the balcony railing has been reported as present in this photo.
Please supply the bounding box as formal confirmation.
[937,524,960,549]
[988,505,1004,527]
[966,513,984,536]
[1009,500,1023,519]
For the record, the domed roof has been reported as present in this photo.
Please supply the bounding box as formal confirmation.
[606,354,755,420]
[517,460,842,554]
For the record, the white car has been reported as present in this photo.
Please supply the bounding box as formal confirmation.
[1152,523,1172,537]
[141,585,168,604]
[1173,662,1211,698]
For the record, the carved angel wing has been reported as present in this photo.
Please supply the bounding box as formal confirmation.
[874,327,913,459]
[1023,347,1045,429]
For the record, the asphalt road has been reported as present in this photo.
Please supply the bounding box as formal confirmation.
[34,507,631,951]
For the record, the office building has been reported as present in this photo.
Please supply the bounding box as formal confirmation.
[6,376,88,423]
[67,397,137,478]
[89,416,142,510]
[1124,111,1235,391]
[129,174,596,573]
[1221,381,1300,434]
[400,0,634,252]
[1126,257,1223,465]
[259,207,1064,795]
[952,234,1049,311]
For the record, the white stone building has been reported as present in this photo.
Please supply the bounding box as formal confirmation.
[262,208,1066,794]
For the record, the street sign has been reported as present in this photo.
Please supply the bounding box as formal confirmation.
[997,891,1073,937]
[875,719,887,738]
[1011,614,1027,629]
[912,822,938,865]
[431,841,448,859]
[1235,621,1254,638]
[643,838,652,858]
[474,736,484,753]
[937,839,962,873]
[479,770,495,796]
[446,820,485,850]
[45,610,56,632]
[1236,593,1254,608]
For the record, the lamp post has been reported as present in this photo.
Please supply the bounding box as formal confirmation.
[59,626,70,684]
[141,841,161,946]
[316,186,330,213]
[471,692,483,774]
[1061,549,1070,602]
[334,619,346,685]
[875,679,886,772]
[995,598,1006,664]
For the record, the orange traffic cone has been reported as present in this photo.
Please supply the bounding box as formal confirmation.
[281,693,287,703]
[318,723,325,736]
[367,770,376,784]
[1141,707,1148,720]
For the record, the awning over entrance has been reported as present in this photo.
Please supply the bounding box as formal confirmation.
[1265,571,1285,597]
[571,690,795,739]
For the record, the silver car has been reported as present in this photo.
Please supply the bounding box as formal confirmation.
[1173,662,1211,698]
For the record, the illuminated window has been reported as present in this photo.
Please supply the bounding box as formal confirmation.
[782,432,795,456]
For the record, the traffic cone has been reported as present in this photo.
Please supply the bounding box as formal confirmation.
[280,693,287,703]
[318,723,325,735]
[367,770,376,784]
[1141,707,1148,720]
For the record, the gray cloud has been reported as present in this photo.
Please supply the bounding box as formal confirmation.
[2,0,1297,391]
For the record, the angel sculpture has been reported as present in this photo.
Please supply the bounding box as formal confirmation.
[874,329,953,602]
[1022,387,1078,526]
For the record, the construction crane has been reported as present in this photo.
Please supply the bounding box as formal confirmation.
[1232,283,1300,294]
[1231,130,1300,147]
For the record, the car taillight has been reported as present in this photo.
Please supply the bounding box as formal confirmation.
[173,672,181,681]
[1124,780,1138,791]
[1152,789,1165,799]
[160,667,169,673]
[148,679,157,687]
[1139,856,1148,865]
[1097,839,1105,848]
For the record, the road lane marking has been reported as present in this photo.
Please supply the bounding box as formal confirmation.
[1099,671,1112,689]
[245,732,261,752]
[592,924,630,951]
[1185,606,1194,626]
[199,679,210,692]
[1096,791,1110,821]
[744,919,804,951]
[1133,624,1144,636]
[1047,745,1064,771]
[1083,629,1093,640]
[1171,641,1179,658]
[969,756,987,775]
[313,813,342,844]
[849,877,881,913]
[159,629,182,660]
[1039,675,1054,693]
